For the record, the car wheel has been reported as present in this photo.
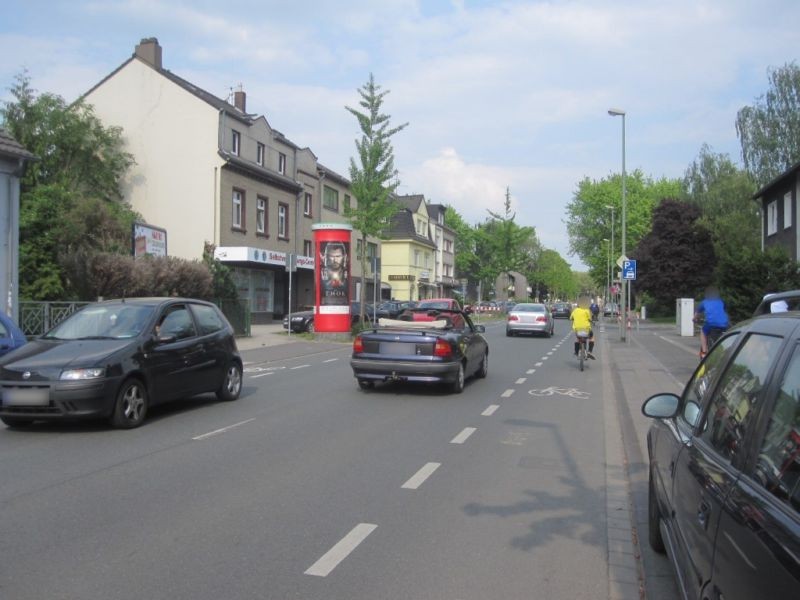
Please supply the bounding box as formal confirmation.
[358,379,374,390]
[451,362,465,394]
[110,378,148,429]
[306,321,315,334]
[217,362,243,401]
[648,469,666,553]
[1,416,34,428]
[506,329,513,337]
[477,351,488,378]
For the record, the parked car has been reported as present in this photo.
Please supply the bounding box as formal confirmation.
[642,311,800,600]
[603,302,620,317]
[551,302,572,319]
[0,312,27,357]
[754,290,800,315]
[506,303,554,337]
[350,308,488,393]
[0,298,242,429]
[378,301,417,319]
[416,298,462,311]
[283,302,386,333]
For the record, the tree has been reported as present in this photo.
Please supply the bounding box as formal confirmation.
[565,170,682,289]
[344,73,408,323]
[444,205,477,279]
[485,187,540,285]
[736,62,800,186]
[531,249,576,301]
[1,73,138,300]
[634,199,715,316]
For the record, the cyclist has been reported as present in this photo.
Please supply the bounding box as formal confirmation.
[590,301,600,323]
[694,286,730,357]
[571,296,596,360]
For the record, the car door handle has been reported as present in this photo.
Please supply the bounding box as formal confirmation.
[697,499,711,529]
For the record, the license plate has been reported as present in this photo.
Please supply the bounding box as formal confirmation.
[2,388,50,406]
[379,342,417,355]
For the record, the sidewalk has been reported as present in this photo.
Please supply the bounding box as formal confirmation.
[235,323,298,351]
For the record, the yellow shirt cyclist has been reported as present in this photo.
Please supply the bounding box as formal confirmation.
[570,304,596,359]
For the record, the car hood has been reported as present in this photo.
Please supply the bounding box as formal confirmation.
[0,338,134,381]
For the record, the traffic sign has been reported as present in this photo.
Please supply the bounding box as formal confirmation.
[616,254,629,269]
[622,259,637,281]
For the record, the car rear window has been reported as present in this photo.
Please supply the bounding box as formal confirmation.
[192,304,226,335]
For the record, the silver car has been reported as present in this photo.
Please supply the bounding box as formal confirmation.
[506,303,554,337]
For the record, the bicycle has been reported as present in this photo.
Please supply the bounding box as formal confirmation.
[576,330,590,371]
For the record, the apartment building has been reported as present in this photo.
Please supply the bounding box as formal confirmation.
[426,203,457,297]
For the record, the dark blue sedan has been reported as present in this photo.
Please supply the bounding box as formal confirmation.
[0,312,26,357]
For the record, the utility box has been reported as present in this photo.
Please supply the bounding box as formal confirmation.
[677,298,694,337]
[641,306,647,320]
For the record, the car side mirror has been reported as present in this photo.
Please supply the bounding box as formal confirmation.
[475,325,486,333]
[642,393,680,419]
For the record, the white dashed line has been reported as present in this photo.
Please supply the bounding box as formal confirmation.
[526,369,536,374]
[304,523,378,577]
[401,462,441,489]
[481,404,499,416]
[515,378,526,384]
[535,362,543,367]
[291,365,310,370]
[323,358,338,363]
[542,356,549,361]
[251,372,273,378]
[193,418,255,441]
[450,427,477,444]
[547,351,553,355]
[501,389,515,398]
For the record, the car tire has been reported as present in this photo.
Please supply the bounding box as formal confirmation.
[1,416,34,428]
[306,321,315,334]
[110,377,148,429]
[451,362,465,394]
[506,329,513,337]
[648,469,666,554]
[477,351,488,378]
[217,362,243,401]
[357,379,374,390]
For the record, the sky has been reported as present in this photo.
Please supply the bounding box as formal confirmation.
[2,0,798,269]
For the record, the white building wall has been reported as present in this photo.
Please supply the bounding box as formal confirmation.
[85,59,223,260]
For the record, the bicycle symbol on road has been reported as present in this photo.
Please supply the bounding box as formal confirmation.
[243,365,286,374]
[528,386,590,399]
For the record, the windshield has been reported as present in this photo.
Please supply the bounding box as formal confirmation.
[418,301,452,309]
[44,304,155,340]
[513,304,545,312]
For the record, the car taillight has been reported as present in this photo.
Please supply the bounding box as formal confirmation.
[536,316,546,322]
[433,339,452,357]
[508,315,519,321]
[353,336,364,353]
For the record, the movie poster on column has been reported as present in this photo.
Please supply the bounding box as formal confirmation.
[319,241,349,305]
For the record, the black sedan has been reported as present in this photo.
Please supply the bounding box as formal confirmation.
[0,298,242,429]
[283,302,388,333]
[350,308,488,393]
[551,302,572,318]
[642,311,800,600]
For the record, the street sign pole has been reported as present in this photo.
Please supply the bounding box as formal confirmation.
[286,253,296,337]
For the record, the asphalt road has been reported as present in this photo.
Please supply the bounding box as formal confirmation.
[1,319,621,600]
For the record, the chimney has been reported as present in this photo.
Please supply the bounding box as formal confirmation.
[233,86,246,113]
[134,37,162,70]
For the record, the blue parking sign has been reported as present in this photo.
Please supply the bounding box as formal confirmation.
[622,259,637,280]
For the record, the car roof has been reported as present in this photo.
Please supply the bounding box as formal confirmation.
[96,297,215,307]
[753,289,800,316]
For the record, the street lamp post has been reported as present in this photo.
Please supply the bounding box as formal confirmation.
[605,204,615,305]
[603,238,610,307]
[608,108,626,341]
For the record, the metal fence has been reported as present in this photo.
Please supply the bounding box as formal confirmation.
[19,298,251,338]
[19,301,90,337]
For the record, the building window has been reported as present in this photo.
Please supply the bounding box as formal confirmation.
[278,203,289,239]
[784,192,792,230]
[232,189,245,230]
[278,152,286,174]
[256,143,265,166]
[425,252,430,268]
[232,130,241,156]
[344,194,351,213]
[303,240,313,256]
[356,239,364,260]
[767,200,778,236]
[304,192,313,217]
[367,242,377,261]
[444,239,453,253]
[323,186,339,211]
[414,249,420,266]
[256,196,267,235]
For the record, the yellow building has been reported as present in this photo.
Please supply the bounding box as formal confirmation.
[381,195,438,301]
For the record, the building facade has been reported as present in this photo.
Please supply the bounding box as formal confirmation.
[753,161,800,261]
[426,203,457,297]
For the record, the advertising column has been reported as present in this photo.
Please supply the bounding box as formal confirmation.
[312,223,353,332]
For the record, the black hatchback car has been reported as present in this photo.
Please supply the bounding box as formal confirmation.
[642,311,800,600]
[0,298,242,429]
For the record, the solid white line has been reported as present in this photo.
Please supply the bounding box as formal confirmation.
[450,427,477,444]
[192,418,256,441]
[526,369,536,374]
[534,362,543,367]
[515,378,526,384]
[501,389,515,398]
[401,462,441,489]
[304,523,378,577]
[481,404,499,416]
[291,364,310,370]
[250,372,273,378]
[323,358,338,363]
[657,335,699,356]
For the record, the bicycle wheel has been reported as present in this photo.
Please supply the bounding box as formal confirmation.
[579,346,585,371]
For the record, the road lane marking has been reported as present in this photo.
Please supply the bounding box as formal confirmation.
[291,365,310,370]
[401,462,441,489]
[304,523,378,577]
[534,362,543,367]
[481,404,499,416]
[542,356,549,361]
[250,372,273,378]
[657,335,699,356]
[323,358,338,363]
[192,418,256,441]
[547,351,553,355]
[526,369,536,374]
[450,427,476,444]
[501,389,515,398]
[515,378,526,384]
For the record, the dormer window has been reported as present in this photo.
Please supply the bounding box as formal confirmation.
[231,129,241,156]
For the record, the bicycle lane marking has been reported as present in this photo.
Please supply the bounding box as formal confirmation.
[528,386,590,399]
